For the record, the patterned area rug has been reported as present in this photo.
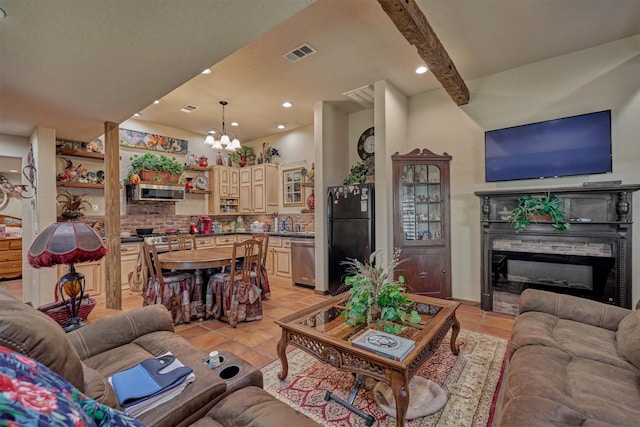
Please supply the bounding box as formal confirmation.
[261,330,508,426]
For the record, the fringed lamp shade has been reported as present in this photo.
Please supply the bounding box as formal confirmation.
[28,221,107,332]
[28,222,107,268]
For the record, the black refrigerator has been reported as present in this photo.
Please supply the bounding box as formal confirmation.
[327,183,375,295]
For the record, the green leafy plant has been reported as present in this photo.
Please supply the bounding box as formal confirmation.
[508,193,570,233]
[341,249,421,335]
[230,146,255,165]
[343,160,368,184]
[128,153,183,183]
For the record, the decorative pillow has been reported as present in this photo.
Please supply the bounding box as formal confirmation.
[616,310,640,369]
[0,346,144,426]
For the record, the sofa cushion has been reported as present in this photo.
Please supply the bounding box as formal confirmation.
[616,310,640,369]
[202,386,322,427]
[0,289,85,391]
[510,311,637,372]
[504,345,640,426]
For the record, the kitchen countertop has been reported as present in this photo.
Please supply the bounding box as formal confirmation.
[121,231,315,244]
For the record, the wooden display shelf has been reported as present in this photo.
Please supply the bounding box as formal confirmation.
[56,148,105,160]
[56,182,104,189]
[301,182,315,187]
[184,165,212,171]
[186,189,211,194]
[301,209,315,213]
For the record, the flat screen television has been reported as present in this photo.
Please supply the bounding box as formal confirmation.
[485,110,612,182]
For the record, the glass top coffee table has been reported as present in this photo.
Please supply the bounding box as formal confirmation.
[275,293,460,426]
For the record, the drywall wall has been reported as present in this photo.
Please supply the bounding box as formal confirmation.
[407,34,640,305]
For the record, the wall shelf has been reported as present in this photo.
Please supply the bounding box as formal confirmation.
[184,165,212,171]
[56,182,104,189]
[56,148,105,160]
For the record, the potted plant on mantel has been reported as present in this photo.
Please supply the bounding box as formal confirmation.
[127,153,184,185]
[508,193,570,233]
[341,249,421,335]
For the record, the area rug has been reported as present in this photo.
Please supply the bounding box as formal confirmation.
[261,329,508,426]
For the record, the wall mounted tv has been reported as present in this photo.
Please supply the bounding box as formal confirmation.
[485,110,612,182]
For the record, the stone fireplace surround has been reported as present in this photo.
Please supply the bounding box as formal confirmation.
[475,184,640,314]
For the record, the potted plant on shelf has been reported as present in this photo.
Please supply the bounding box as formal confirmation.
[508,193,570,233]
[128,153,184,184]
[341,249,421,335]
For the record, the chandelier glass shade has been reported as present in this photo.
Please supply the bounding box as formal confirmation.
[203,101,241,151]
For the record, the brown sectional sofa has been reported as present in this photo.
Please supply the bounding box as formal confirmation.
[0,289,320,427]
[498,289,640,426]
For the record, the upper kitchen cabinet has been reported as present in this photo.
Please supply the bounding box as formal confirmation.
[392,148,452,299]
[239,164,278,214]
[209,166,240,215]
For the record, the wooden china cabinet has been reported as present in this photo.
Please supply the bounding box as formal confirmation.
[392,149,452,298]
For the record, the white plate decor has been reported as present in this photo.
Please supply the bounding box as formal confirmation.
[194,174,208,190]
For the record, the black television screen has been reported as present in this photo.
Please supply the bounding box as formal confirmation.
[485,110,612,182]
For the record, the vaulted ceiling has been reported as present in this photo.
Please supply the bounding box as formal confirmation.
[1,0,639,146]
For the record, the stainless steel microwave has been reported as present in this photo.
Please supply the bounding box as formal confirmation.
[127,183,185,202]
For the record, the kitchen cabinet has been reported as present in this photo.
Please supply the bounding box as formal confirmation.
[120,243,140,289]
[214,235,236,247]
[195,236,215,249]
[273,237,292,279]
[239,164,278,214]
[58,260,105,302]
[0,238,22,280]
[392,148,452,298]
[209,166,239,215]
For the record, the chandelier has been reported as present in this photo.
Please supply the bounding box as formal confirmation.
[203,101,241,151]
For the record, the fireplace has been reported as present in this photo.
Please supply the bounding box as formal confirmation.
[475,184,640,314]
[492,249,616,302]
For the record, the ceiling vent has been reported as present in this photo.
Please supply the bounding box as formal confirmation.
[343,85,374,108]
[282,43,317,63]
[179,104,199,113]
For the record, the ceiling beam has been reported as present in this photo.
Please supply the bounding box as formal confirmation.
[377,0,470,105]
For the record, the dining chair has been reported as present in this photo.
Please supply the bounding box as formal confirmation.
[141,242,201,324]
[252,232,271,300]
[167,234,197,252]
[207,239,263,327]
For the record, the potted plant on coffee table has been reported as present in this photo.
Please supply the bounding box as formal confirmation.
[341,249,421,335]
[508,192,570,233]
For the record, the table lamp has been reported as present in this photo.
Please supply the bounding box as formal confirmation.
[28,221,107,332]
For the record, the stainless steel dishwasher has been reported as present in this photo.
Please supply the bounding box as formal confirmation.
[291,238,315,288]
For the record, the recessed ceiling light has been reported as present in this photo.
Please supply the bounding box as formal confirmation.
[277,124,285,130]
[153,100,160,104]
[134,113,141,117]
[201,68,211,75]
[416,66,428,74]
[231,122,239,127]
[282,101,293,108]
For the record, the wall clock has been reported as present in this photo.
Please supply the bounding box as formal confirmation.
[357,127,375,160]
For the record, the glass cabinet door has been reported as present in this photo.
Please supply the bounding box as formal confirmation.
[401,164,442,241]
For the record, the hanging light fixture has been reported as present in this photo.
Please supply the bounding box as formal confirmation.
[203,101,241,152]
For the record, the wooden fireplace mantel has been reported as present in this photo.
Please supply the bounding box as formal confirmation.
[474,184,640,311]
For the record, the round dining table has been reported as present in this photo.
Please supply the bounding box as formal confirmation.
[157,247,236,271]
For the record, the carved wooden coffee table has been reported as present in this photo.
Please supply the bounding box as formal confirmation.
[275,293,460,426]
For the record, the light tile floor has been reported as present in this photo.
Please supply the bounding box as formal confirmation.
[3,277,515,369]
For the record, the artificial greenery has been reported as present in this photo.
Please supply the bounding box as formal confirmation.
[129,153,184,176]
[508,193,570,233]
[343,160,368,184]
[230,146,255,165]
[341,249,421,335]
